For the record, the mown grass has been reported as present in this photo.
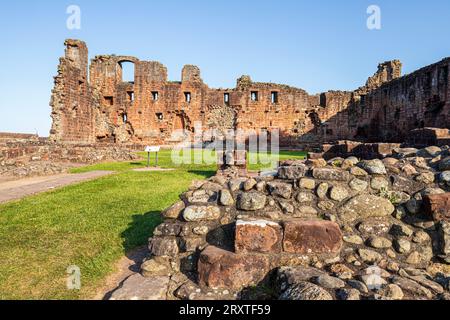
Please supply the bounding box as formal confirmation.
[0,149,305,300]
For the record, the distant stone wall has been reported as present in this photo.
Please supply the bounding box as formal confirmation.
[49,40,450,147]
[0,136,138,178]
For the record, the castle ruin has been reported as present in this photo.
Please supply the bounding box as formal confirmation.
[50,39,450,147]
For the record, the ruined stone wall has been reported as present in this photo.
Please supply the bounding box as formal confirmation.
[50,40,95,143]
[0,136,138,178]
[49,40,449,147]
[343,59,450,142]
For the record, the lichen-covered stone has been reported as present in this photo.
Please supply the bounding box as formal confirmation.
[278,164,307,180]
[279,281,333,300]
[236,192,267,211]
[316,182,329,199]
[299,178,316,190]
[339,195,395,221]
[329,185,349,201]
[267,181,293,199]
[358,249,382,264]
[183,205,221,222]
[149,237,179,257]
[366,236,392,249]
[219,189,234,206]
[349,178,368,192]
[162,201,185,219]
[358,159,387,175]
[312,168,350,181]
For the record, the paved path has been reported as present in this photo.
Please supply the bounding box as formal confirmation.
[0,171,115,204]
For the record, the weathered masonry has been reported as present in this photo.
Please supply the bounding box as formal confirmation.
[50,39,450,146]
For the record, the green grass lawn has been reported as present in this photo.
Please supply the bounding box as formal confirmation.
[0,149,305,300]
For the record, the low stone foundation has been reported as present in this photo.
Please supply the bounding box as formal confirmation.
[0,134,138,179]
[110,144,450,300]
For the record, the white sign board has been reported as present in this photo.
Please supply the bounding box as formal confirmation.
[145,146,160,152]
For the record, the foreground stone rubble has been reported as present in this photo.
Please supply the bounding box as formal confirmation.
[110,146,450,300]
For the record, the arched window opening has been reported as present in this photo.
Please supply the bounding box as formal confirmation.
[119,61,135,83]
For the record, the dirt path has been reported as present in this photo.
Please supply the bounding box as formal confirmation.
[0,171,115,203]
[94,246,149,300]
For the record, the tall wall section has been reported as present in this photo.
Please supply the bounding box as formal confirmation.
[49,40,450,146]
[49,40,94,143]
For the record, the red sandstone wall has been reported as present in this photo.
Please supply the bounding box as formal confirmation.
[50,40,94,143]
[49,40,450,147]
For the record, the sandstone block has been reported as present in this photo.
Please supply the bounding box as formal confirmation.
[423,193,450,221]
[282,220,342,254]
[198,246,270,290]
[235,220,283,253]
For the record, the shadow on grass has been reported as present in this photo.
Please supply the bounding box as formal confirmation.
[101,212,162,300]
[121,211,163,253]
[187,170,215,179]
[130,162,145,166]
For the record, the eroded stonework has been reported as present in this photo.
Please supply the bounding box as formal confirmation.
[49,40,450,147]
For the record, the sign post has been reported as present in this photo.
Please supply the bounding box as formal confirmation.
[144,146,161,168]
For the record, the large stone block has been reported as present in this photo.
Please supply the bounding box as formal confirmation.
[423,193,450,221]
[235,220,283,253]
[282,220,342,254]
[267,182,293,199]
[161,201,185,219]
[338,195,395,221]
[109,274,169,300]
[236,192,267,211]
[278,165,307,180]
[183,205,221,222]
[198,246,270,290]
[148,237,179,257]
[312,168,350,181]
[439,221,450,256]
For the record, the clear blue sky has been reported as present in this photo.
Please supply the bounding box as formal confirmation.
[1,0,449,136]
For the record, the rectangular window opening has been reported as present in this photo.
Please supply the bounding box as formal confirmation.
[156,113,164,121]
[184,92,191,103]
[127,91,134,102]
[271,91,279,103]
[104,96,114,106]
[123,113,128,123]
[152,91,159,101]
[251,91,259,102]
[224,93,230,104]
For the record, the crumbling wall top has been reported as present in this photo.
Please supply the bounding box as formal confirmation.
[182,65,202,83]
